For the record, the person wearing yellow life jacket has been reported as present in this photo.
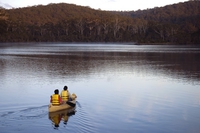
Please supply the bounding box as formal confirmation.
[50,89,63,106]
[60,86,72,101]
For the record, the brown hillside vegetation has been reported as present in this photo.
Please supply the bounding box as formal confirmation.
[0,1,200,44]
[7,3,115,25]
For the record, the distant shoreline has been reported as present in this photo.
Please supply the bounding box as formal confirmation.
[0,42,199,45]
[135,42,200,45]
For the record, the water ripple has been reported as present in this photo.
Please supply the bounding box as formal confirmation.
[70,105,99,133]
[0,105,48,120]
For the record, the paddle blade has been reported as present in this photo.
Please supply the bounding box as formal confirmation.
[66,101,76,107]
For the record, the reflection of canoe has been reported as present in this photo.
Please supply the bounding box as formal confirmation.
[48,93,77,113]
[49,106,76,128]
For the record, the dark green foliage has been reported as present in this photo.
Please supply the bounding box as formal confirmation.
[1,1,200,44]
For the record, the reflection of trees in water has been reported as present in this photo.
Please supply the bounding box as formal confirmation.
[146,52,200,82]
[1,51,199,83]
[37,52,200,82]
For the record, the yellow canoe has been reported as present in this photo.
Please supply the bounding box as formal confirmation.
[48,93,77,113]
[49,106,76,117]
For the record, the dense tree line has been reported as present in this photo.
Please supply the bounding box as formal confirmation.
[113,0,200,44]
[0,1,200,44]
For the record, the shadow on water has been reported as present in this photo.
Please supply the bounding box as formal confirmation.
[48,107,76,129]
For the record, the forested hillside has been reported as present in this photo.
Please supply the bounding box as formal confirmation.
[0,1,200,44]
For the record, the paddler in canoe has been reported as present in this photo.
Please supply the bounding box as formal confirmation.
[49,87,77,112]
[50,89,63,106]
[60,86,72,102]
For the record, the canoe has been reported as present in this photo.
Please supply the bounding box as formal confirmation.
[48,93,77,113]
[49,106,76,119]
[48,99,76,112]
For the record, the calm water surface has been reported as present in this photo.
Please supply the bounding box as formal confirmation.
[0,43,200,133]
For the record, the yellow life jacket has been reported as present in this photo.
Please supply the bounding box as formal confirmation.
[52,94,60,105]
[61,90,69,101]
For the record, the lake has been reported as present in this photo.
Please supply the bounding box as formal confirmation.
[0,43,200,133]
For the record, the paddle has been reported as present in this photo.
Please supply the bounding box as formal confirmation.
[66,101,76,107]
[76,101,81,108]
